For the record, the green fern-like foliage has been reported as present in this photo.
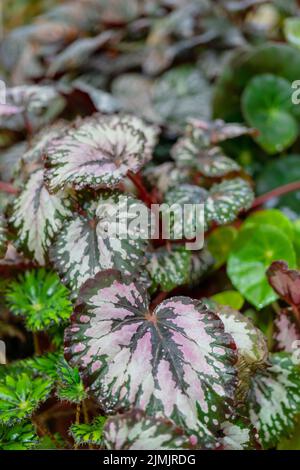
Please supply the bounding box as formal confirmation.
[56,358,87,404]
[0,373,52,425]
[0,422,38,450]
[5,269,72,332]
[70,416,107,446]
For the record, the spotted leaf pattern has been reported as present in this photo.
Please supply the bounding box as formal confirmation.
[65,270,237,446]
[44,114,155,192]
[219,416,260,450]
[104,410,191,450]
[51,191,149,292]
[10,169,72,265]
[249,353,300,448]
[205,178,254,228]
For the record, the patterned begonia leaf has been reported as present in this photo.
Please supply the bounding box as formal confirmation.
[0,215,8,258]
[0,373,52,425]
[10,169,72,265]
[6,269,72,332]
[56,358,87,404]
[0,85,65,132]
[0,422,38,450]
[146,246,191,293]
[205,178,254,228]
[172,129,241,178]
[187,119,256,145]
[44,114,154,192]
[51,191,149,293]
[70,416,107,446]
[267,261,300,310]
[103,410,191,450]
[274,312,300,353]
[163,184,207,239]
[207,300,268,401]
[219,416,260,450]
[228,226,296,310]
[188,249,215,287]
[142,162,190,196]
[64,270,237,446]
[0,103,23,117]
[249,353,300,448]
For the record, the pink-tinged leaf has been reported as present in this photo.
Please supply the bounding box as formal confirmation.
[267,261,300,309]
[142,162,190,196]
[187,119,256,145]
[10,169,72,265]
[0,103,24,117]
[104,410,192,450]
[274,311,300,353]
[51,192,149,292]
[219,416,260,450]
[65,270,237,445]
[44,114,156,192]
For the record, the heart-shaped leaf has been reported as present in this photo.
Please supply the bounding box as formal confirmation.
[64,270,237,445]
[51,191,149,292]
[0,422,38,450]
[267,261,300,309]
[228,225,296,309]
[0,373,52,425]
[163,184,207,238]
[104,410,191,450]
[242,74,298,154]
[146,246,191,293]
[10,169,72,265]
[44,114,155,192]
[5,269,72,332]
[205,178,254,228]
[249,353,300,448]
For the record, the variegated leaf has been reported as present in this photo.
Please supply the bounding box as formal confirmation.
[146,246,191,293]
[249,353,300,448]
[205,178,254,228]
[0,215,8,258]
[172,133,240,178]
[0,85,65,131]
[44,114,153,192]
[189,249,215,286]
[163,184,207,238]
[219,416,260,450]
[142,162,190,196]
[64,270,237,446]
[187,119,255,145]
[274,311,300,353]
[10,169,72,265]
[207,300,268,401]
[267,261,300,310]
[70,416,106,446]
[104,410,191,450]
[51,192,149,292]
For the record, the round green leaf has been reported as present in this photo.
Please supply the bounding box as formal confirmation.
[242,74,298,154]
[227,225,296,309]
[243,209,294,241]
[211,290,245,310]
[207,226,238,269]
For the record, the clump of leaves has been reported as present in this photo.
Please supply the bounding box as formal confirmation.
[5,269,72,331]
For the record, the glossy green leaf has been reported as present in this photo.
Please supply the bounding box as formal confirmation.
[228,225,296,309]
[243,209,294,241]
[0,422,38,450]
[242,74,298,154]
[207,226,238,269]
[56,358,87,404]
[211,290,245,310]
